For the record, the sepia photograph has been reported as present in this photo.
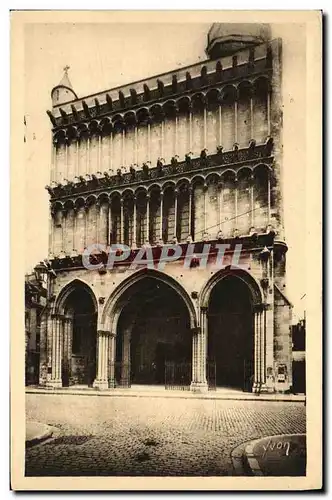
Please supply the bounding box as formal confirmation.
[11,9,322,491]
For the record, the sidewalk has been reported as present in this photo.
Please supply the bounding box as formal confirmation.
[26,421,55,447]
[232,434,306,476]
[26,385,306,402]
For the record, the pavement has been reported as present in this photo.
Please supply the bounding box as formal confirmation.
[26,385,306,403]
[25,392,306,476]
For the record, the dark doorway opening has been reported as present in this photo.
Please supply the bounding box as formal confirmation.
[116,277,192,386]
[208,276,254,391]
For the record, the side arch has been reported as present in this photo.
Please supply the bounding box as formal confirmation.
[53,278,98,316]
[199,266,263,309]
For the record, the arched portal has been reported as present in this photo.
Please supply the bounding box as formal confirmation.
[207,275,255,391]
[114,276,192,386]
[56,281,97,387]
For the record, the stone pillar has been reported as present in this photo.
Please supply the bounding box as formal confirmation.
[46,314,63,388]
[146,194,150,243]
[159,191,164,242]
[132,196,137,248]
[95,201,100,245]
[188,187,193,240]
[121,326,131,385]
[62,317,73,387]
[93,330,111,390]
[108,333,116,388]
[252,305,265,393]
[120,198,124,244]
[218,104,222,146]
[174,189,178,240]
[190,309,208,393]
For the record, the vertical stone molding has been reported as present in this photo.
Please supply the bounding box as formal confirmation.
[253,305,266,393]
[62,317,73,386]
[93,330,111,390]
[190,309,208,393]
[46,314,63,388]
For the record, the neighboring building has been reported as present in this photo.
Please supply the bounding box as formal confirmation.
[40,23,292,392]
[25,272,47,384]
[292,317,306,394]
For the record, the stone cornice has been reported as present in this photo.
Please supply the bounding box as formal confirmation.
[47,141,274,202]
[50,234,288,272]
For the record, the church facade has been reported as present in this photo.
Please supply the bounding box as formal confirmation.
[39,23,292,393]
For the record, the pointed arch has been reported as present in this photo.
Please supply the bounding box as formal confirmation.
[199,267,263,309]
[101,269,197,333]
[53,278,98,316]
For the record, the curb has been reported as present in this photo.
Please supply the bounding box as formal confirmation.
[26,388,306,403]
[26,422,56,448]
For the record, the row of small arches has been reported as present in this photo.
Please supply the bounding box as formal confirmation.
[53,77,270,143]
[51,163,271,212]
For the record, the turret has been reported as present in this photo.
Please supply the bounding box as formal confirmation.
[51,66,78,107]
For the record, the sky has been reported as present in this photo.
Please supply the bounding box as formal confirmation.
[23,19,307,320]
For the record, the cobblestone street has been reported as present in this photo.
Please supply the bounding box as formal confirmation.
[25,393,306,476]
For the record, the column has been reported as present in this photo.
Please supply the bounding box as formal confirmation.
[97,135,101,172]
[120,197,124,244]
[146,194,150,243]
[250,174,254,227]
[175,114,178,156]
[108,333,116,388]
[86,137,90,174]
[122,128,125,167]
[188,187,193,239]
[110,133,113,171]
[174,189,178,240]
[189,107,193,152]
[190,309,208,393]
[84,204,89,249]
[203,184,207,232]
[62,318,73,387]
[65,142,68,180]
[218,104,222,146]
[108,200,112,245]
[253,306,265,393]
[133,196,137,248]
[234,177,238,230]
[218,182,223,231]
[267,91,271,136]
[158,192,163,242]
[62,209,67,254]
[203,106,207,149]
[46,315,63,388]
[134,125,138,165]
[75,141,79,177]
[121,327,131,385]
[234,100,238,144]
[93,331,111,390]
[161,120,164,160]
[267,171,271,222]
[147,121,151,162]
[250,96,254,139]
[95,201,100,245]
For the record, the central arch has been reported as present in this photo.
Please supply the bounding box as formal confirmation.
[102,269,197,387]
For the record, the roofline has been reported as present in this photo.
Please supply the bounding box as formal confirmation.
[51,56,216,109]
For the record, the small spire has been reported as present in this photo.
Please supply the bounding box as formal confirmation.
[58,65,74,91]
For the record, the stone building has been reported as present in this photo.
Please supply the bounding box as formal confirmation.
[40,23,292,393]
